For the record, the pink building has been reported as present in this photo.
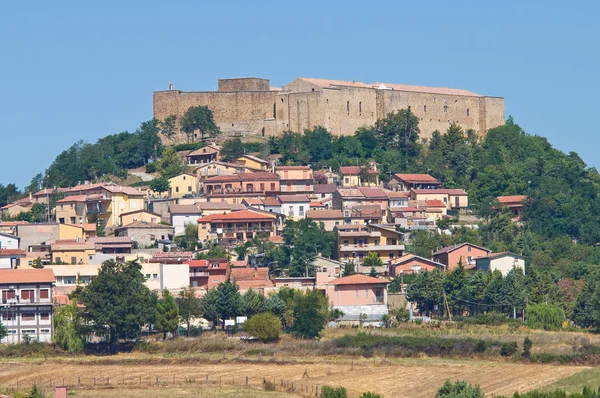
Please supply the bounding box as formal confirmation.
[432,243,490,271]
[323,274,389,324]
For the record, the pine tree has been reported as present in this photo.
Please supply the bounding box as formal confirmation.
[155,289,179,340]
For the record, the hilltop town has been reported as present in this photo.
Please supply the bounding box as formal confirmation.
[1,77,600,398]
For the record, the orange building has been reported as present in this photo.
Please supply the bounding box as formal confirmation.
[197,209,277,244]
[432,243,490,271]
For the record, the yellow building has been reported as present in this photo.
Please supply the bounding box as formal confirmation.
[58,224,85,240]
[197,209,277,244]
[336,223,404,264]
[119,210,162,226]
[339,164,379,187]
[237,155,270,170]
[168,173,199,198]
[54,185,146,228]
[410,189,468,212]
[50,240,96,265]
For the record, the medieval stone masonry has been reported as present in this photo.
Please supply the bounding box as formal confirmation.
[153,77,505,143]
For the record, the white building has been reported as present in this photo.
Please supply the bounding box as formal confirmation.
[475,252,525,277]
[0,232,19,250]
[278,195,310,220]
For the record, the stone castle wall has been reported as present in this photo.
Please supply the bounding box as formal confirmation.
[153,78,504,144]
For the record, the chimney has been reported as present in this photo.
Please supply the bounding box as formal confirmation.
[169,83,173,90]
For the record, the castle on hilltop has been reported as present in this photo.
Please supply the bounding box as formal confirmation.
[153,77,504,143]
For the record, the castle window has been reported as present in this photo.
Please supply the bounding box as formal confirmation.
[359,102,362,113]
[347,101,350,113]
[467,108,470,116]
[443,104,448,113]
[273,103,276,119]
[312,88,315,92]
[281,98,284,102]
[424,105,427,112]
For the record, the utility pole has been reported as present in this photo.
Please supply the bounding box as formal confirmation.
[442,290,452,321]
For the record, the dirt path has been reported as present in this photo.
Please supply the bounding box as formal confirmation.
[0,356,588,398]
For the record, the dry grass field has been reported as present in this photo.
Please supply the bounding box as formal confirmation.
[0,354,590,398]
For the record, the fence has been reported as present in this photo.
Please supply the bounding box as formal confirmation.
[1,373,324,397]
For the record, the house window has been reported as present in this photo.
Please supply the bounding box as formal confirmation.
[390,253,395,259]
[70,217,76,224]
[355,290,359,298]
[343,240,348,246]
[55,257,62,263]
[40,313,50,321]
[22,313,35,321]
[71,257,76,265]
[183,176,186,180]
[335,221,340,226]
[150,234,156,240]
[145,274,151,279]
[424,105,427,112]
[273,103,276,119]
[40,289,49,299]
[176,187,179,193]
[188,186,192,192]
[374,240,380,246]
[260,183,265,191]
[344,177,349,184]
[21,290,34,301]
[444,104,448,113]
[153,274,158,279]
[270,183,275,191]
[467,108,470,116]
[344,254,349,260]
[202,224,206,230]
[366,290,369,298]
[467,246,472,252]
[299,206,304,216]
[59,218,65,224]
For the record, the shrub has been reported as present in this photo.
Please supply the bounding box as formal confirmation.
[320,385,348,398]
[263,380,276,391]
[526,303,565,331]
[500,342,518,357]
[512,386,600,397]
[145,162,157,173]
[395,308,410,323]
[243,313,281,342]
[475,340,487,353]
[523,337,533,358]
[360,393,384,398]
[436,380,483,398]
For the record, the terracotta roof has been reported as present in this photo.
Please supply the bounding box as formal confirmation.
[386,191,410,198]
[378,82,481,97]
[169,204,203,214]
[314,184,338,194]
[394,174,439,183]
[57,194,105,203]
[198,209,276,223]
[262,198,281,207]
[425,199,446,207]
[119,221,173,229]
[99,185,145,196]
[232,260,248,267]
[497,195,527,203]
[278,194,310,203]
[412,188,467,196]
[242,198,264,206]
[0,221,30,226]
[433,242,490,256]
[330,274,389,285]
[350,205,382,218]
[51,240,95,251]
[153,251,194,259]
[268,235,284,244]
[205,174,242,183]
[0,268,55,284]
[339,166,378,175]
[337,188,364,198]
[236,280,275,289]
[276,166,311,171]
[239,172,279,181]
[23,251,50,258]
[231,267,269,282]
[70,223,96,232]
[0,249,26,256]
[238,155,269,164]
[119,209,162,217]
[188,146,220,156]
[33,187,70,197]
[310,202,326,208]
[390,254,446,268]
[478,252,525,260]
[358,188,387,199]
[306,210,343,220]
[54,294,71,305]
[390,207,424,213]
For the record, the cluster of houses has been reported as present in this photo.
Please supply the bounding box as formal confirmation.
[0,146,528,344]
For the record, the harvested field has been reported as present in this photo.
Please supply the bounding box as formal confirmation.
[0,354,589,398]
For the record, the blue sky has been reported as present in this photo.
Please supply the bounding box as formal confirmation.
[1,1,599,188]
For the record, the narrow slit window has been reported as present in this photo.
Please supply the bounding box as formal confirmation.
[359,102,362,113]
[347,101,350,112]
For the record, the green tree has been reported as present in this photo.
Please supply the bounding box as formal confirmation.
[290,289,328,339]
[32,257,43,269]
[369,267,377,277]
[26,173,43,194]
[436,380,484,398]
[242,313,281,342]
[54,302,84,353]
[216,279,241,329]
[160,115,177,140]
[150,177,170,195]
[0,319,7,341]
[240,288,266,317]
[183,223,199,250]
[220,138,246,161]
[201,288,220,329]
[407,269,444,316]
[155,289,179,339]
[30,203,47,223]
[282,219,336,276]
[155,147,185,180]
[342,261,356,277]
[374,109,421,164]
[176,286,203,336]
[320,386,348,398]
[180,106,220,143]
[303,126,334,163]
[363,252,383,267]
[82,260,157,350]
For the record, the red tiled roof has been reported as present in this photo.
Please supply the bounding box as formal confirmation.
[153,251,194,259]
[310,202,326,208]
[394,174,439,183]
[119,221,173,229]
[296,78,373,89]
[330,274,389,285]
[358,188,387,199]
[262,198,281,207]
[232,260,248,267]
[268,235,284,244]
[205,174,242,183]
[197,209,276,223]
[188,146,220,156]
[0,249,26,256]
[386,191,410,198]
[314,184,338,194]
[238,155,269,164]
[276,166,311,171]
[306,210,343,220]
[339,166,378,175]
[57,194,105,203]
[411,189,467,196]
[0,268,55,283]
[377,82,481,97]
[433,243,490,256]
[239,172,279,181]
[497,195,527,203]
[242,198,264,205]
[425,199,446,207]
[278,194,310,203]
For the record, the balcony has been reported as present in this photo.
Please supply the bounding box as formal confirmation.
[1,298,51,306]
[217,225,273,233]
[190,271,210,277]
